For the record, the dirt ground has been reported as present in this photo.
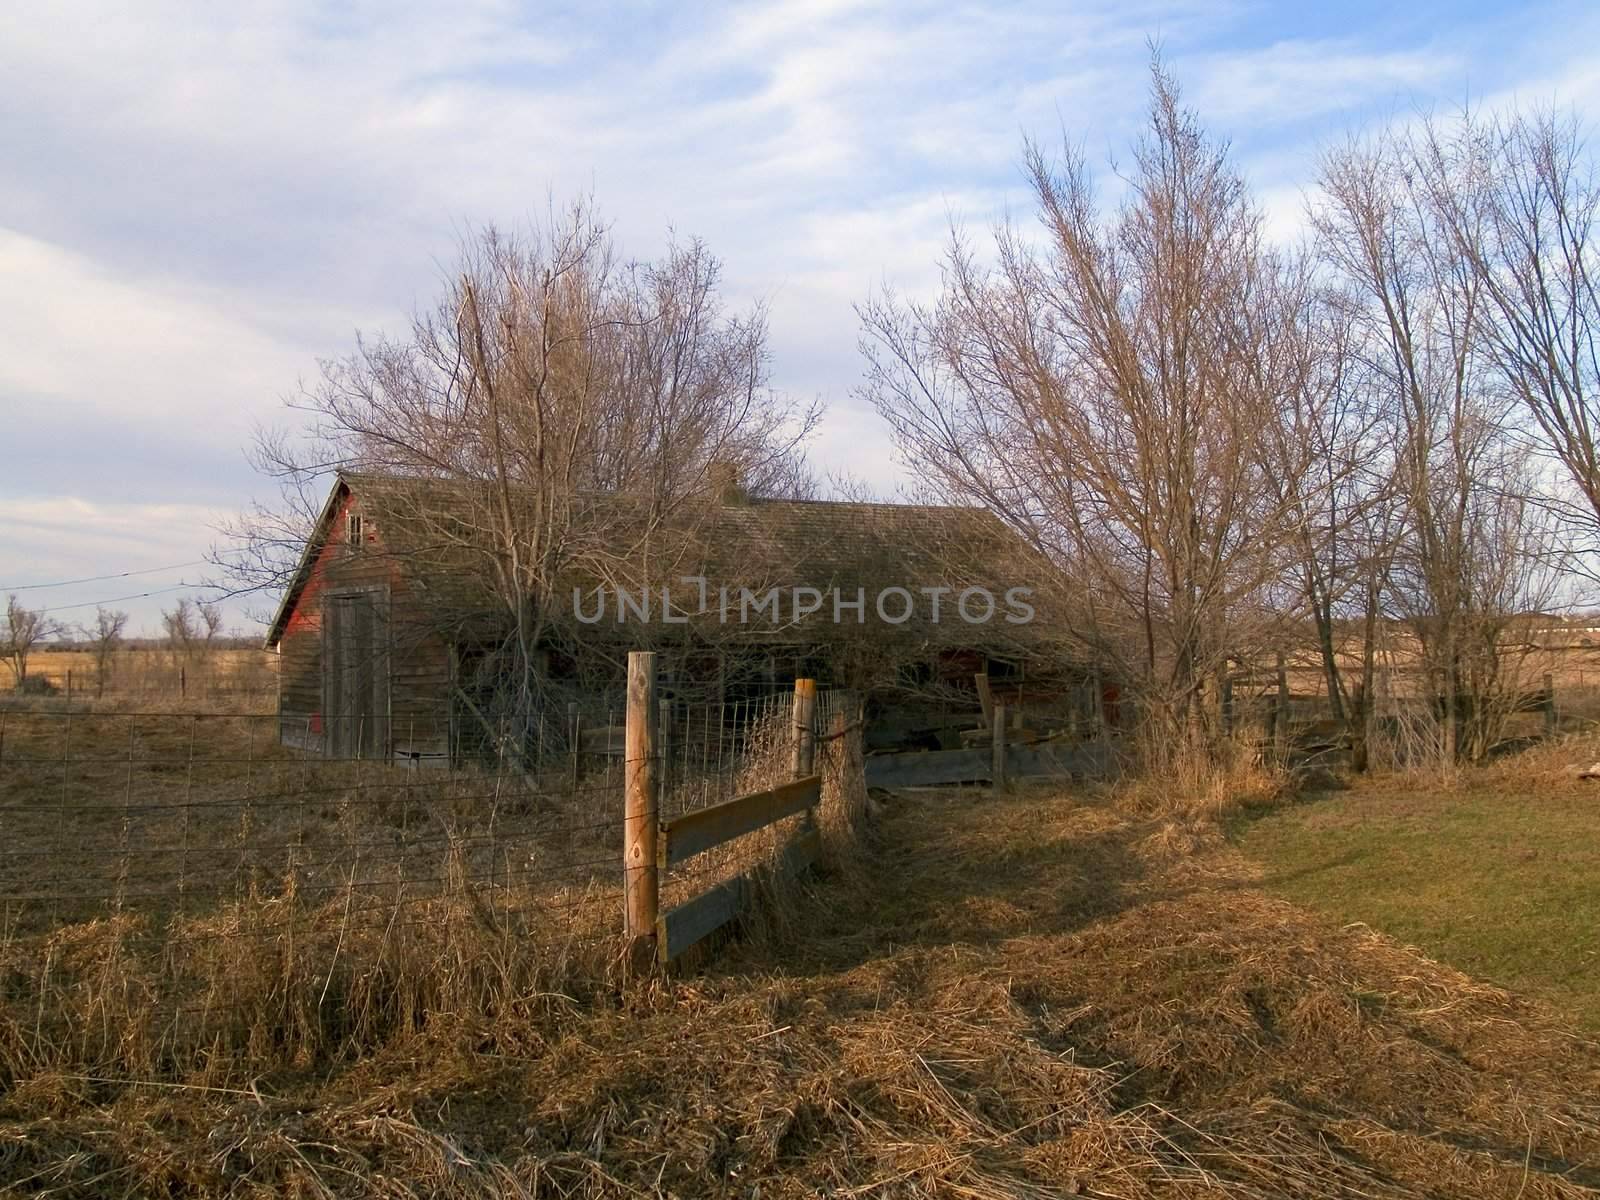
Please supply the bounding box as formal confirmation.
[4,782,1599,1198]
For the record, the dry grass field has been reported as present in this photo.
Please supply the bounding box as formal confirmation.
[0,705,628,1106]
[0,708,619,931]
[0,700,857,1113]
[0,702,830,929]
[15,647,277,708]
[3,753,1598,1197]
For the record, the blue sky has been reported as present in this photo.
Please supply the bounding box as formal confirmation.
[3,0,1597,634]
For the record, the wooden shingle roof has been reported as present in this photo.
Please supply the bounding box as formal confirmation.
[266,472,1043,651]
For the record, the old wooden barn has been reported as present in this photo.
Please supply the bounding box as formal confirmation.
[263,471,1064,763]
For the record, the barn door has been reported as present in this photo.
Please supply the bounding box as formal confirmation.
[323,591,389,759]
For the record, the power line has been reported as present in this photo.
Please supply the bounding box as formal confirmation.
[38,583,219,616]
[0,561,210,593]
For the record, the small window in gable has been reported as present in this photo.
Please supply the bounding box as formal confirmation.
[346,511,364,551]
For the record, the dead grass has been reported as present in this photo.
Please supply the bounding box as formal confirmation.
[4,764,1598,1197]
[1109,740,1291,822]
[0,709,623,935]
[16,648,277,709]
[0,706,868,1117]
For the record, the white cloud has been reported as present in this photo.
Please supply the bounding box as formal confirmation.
[3,0,1599,634]
[1471,53,1600,121]
[3,498,219,569]
[0,228,339,429]
[1186,39,1459,129]
[1255,182,1315,247]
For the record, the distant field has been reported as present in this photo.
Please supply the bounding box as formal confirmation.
[1237,769,1600,1029]
[14,646,276,708]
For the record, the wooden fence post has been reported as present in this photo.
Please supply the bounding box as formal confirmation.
[567,700,580,792]
[1273,652,1289,764]
[992,699,1007,792]
[1217,662,1233,740]
[1090,669,1107,739]
[1436,666,1457,764]
[1544,672,1557,738]
[792,678,817,778]
[624,651,660,967]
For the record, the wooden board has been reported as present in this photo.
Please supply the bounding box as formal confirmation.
[863,742,1113,789]
[322,589,390,760]
[975,672,995,726]
[865,747,992,788]
[660,775,821,868]
[657,827,821,962]
[1008,741,1114,779]
[578,724,626,755]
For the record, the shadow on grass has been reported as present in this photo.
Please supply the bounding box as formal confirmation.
[1251,846,1371,888]
[716,786,1155,977]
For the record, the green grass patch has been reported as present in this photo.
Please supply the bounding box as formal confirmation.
[1236,777,1600,1030]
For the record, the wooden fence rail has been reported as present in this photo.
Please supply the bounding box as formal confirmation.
[660,775,821,868]
[657,825,822,964]
[625,668,830,967]
[864,741,1114,790]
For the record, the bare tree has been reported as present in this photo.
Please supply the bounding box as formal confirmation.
[84,606,129,698]
[2,595,62,690]
[161,599,198,671]
[1419,109,1600,549]
[196,600,224,664]
[1254,285,1399,762]
[859,61,1318,759]
[1315,126,1561,763]
[238,201,819,734]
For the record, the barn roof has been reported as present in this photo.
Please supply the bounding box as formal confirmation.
[264,471,1044,652]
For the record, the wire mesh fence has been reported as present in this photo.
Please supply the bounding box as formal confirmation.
[0,702,633,1075]
[0,707,625,930]
[0,681,865,1077]
[638,677,864,962]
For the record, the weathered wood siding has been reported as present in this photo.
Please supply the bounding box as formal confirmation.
[275,487,453,762]
[389,625,453,765]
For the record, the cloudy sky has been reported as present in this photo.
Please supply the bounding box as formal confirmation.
[4,0,1598,634]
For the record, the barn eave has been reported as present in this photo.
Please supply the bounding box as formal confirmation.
[262,475,353,651]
